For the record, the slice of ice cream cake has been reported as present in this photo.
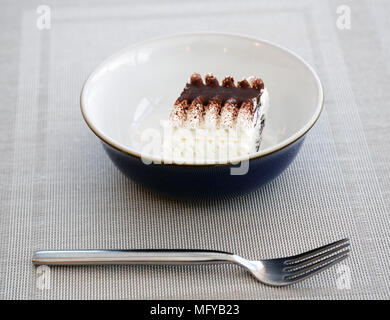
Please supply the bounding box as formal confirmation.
[163,73,269,163]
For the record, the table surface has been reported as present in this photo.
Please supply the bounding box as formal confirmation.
[1,0,389,300]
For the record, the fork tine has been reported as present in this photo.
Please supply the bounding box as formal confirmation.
[284,250,350,282]
[284,243,350,272]
[284,238,349,265]
[284,253,349,284]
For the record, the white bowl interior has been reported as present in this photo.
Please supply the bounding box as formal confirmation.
[82,33,323,161]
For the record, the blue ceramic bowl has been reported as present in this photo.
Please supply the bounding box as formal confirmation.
[80,33,323,200]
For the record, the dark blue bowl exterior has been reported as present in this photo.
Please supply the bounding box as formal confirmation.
[102,137,305,200]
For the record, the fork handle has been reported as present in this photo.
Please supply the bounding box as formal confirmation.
[32,249,235,266]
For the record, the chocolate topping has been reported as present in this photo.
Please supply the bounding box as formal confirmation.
[208,95,223,105]
[186,96,205,128]
[222,76,235,88]
[225,97,238,107]
[178,74,263,107]
[237,79,250,88]
[205,73,219,87]
[249,77,264,90]
[220,97,239,128]
[190,73,203,86]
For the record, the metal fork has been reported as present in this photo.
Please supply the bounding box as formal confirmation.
[32,238,350,286]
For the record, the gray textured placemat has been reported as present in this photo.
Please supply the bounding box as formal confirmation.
[0,0,389,300]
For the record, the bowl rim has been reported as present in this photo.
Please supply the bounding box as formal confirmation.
[80,32,324,166]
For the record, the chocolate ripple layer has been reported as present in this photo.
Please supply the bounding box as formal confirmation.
[178,73,264,107]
